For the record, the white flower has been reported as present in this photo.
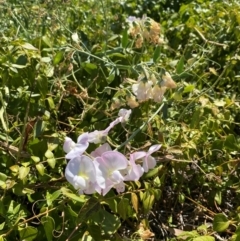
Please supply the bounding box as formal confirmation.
[132,81,153,101]
[161,72,177,89]
[65,155,97,194]
[71,32,79,43]
[124,152,144,181]
[63,133,89,159]
[118,109,132,123]
[151,85,166,103]
[95,151,128,196]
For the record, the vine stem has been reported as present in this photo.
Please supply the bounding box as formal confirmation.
[115,102,165,151]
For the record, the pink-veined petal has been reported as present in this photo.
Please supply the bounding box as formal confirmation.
[124,155,144,181]
[93,160,106,189]
[101,151,128,170]
[65,142,89,159]
[63,137,75,153]
[78,156,96,181]
[143,155,156,172]
[102,179,114,196]
[114,182,125,193]
[148,144,161,154]
[91,143,112,158]
[131,151,146,161]
[110,170,124,183]
[77,133,89,144]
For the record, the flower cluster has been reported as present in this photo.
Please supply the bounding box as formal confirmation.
[126,15,164,48]
[132,71,176,103]
[63,109,161,196]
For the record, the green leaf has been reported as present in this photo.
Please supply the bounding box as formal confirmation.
[36,163,45,176]
[121,29,129,48]
[0,173,7,187]
[46,190,61,206]
[21,43,38,51]
[45,150,54,159]
[34,119,45,138]
[117,198,129,220]
[53,51,64,65]
[47,97,56,110]
[88,224,102,241]
[214,191,222,205]
[19,226,38,241]
[0,222,5,231]
[78,197,101,223]
[224,134,239,151]
[231,226,240,241]
[153,46,161,63]
[31,156,40,163]
[90,209,121,235]
[36,75,48,98]
[142,167,159,179]
[42,35,52,48]
[183,85,195,93]
[131,193,138,213]
[213,214,230,232]
[61,187,88,203]
[18,166,30,180]
[41,216,55,241]
[41,57,51,63]
[176,56,185,74]
[12,183,24,196]
[142,191,155,214]
[47,158,56,169]
[193,236,215,241]
[99,210,121,235]
[0,108,7,132]
[82,62,97,74]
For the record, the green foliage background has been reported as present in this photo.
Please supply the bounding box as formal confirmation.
[0,0,239,240]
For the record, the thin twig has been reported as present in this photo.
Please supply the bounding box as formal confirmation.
[116,102,165,150]
[194,27,228,47]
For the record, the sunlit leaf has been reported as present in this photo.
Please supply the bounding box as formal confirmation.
[36,163,45,176]
[41,216,55,241]
[122,29,129,48]
[18,226,38,241]
[213,214,230,232]
[21,43,38,51]
[131,193,138,213]
[153,46,161,63]
[18,166,30,180]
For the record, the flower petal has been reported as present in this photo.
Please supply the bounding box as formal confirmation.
[148,144,161,154]
[65,142,89,159]
[63,137,75,153]
[77,132,89,144]
[91,143,112,158]
[143,155,156,172]
[101,151,128,170]
[114,182,125,193]
[118,109,132,123]
[65,155,96,193]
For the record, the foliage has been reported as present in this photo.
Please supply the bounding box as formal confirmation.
[0,0,240,240]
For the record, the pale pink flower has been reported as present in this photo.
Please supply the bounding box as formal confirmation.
[95,151,128,196]
[63,133,89,159]
[124,152,144,181]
